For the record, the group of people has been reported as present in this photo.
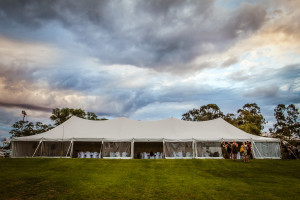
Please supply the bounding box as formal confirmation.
[222,141,252,162]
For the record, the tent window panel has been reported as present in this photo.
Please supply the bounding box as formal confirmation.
[40,142,70,157]
[165,142,193,158]
[253,142,281,158]
[72,142,102,158]
[103,142,131,157]
[196,142,222,158]
[134,142,163,159]
[12,141,40,157]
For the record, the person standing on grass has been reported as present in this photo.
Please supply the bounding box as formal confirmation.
[222,141,228,159]
[246,141,251,162]
[227,141,232,159]
[232,141,238,160]
[242,142,247,162]
[239,143,244,160]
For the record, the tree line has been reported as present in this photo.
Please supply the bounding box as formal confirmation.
[10,103,299,139]
[182,103,299,138]
[9,108,107,137]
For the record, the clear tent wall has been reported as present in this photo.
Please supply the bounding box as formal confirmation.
[102,142,132,158]
[12,140,72,157]
[195,141,223,159]
[252,141,281,159]
[164,141,193,158]
[11,139,281,159]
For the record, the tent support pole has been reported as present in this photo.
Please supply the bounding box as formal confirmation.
[163,138,165,159]
[279,141,283,159]
[70,139,74,158]
[252,140,262,159]
[192,139,195,159]
[195,140,198,158]
[11,141,15,157]
[99,140,103,158]
[41,141,45,156]
[131,139,134,159]
[66,140,73,158]
[71,139,74,157]
[251,139,256,158]
[32,139,42,157]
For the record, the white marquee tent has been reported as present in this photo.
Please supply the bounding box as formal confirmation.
[11,116,281,159]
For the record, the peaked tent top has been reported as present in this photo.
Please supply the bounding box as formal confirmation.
[12,116,280,142]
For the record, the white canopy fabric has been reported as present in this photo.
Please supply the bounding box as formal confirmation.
[12,116,280,143]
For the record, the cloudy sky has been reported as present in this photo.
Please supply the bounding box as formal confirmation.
[0,0,300,138]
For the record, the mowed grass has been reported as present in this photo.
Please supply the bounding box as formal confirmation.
[0,159,299,200]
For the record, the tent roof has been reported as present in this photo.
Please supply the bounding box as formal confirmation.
[12,116,279,142]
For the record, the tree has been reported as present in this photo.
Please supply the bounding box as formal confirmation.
[272,104,300,138]
[236,103,266,135]
[50,108,101,126]
[223,113,238,127]
[50,108,86,126]
[182,104,224,121]
[9,121,53,137]
[182,108,201,121]
[21,110,27,121]
[87,112,98,120]
[1,137,8,149]
[10,108,104,137]
[35,122,54,134]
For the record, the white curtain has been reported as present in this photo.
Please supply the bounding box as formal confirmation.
[12,141,40,157]
[165,142,193,158]
[12,141,71,157]
[253,142,281,158]
[40,141,71,157]
[102,142,131,157]
[196,142,222,158]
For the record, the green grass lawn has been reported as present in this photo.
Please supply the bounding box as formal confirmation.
[0,159,299,200]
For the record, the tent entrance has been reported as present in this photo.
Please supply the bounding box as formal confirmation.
[72,142,102,158]
[134,142,163,159]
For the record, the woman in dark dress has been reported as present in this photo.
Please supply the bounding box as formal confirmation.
[246,141,251,162]
[221,141,228,159]
[232,141,238,160]
[227,141,232,159]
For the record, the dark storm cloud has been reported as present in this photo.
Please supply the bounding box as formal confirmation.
[0,0,267,73]
[275,64,300,81]
[235,63,300,106]
[243,85,279,98]
[0,108,24,137]
[0,109,20,125]
[0,63,41,95]
[110,82,236,117]
[0,102,52,112]
[41,67,111,92]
